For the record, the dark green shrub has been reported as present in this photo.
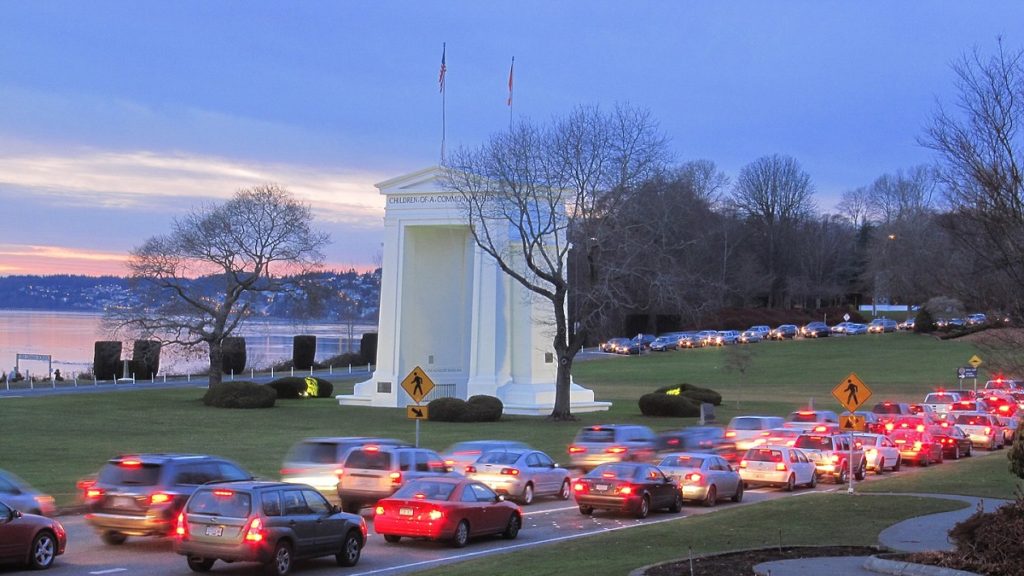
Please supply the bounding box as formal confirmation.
[222,337,246,374]
[639,393,700,417]
[360,333,378,365]
[428,397,470,422]
[293,335,316,370]
[654,383,723,406]
[466,395,503,421]
[203,381,276,409]
[132,340,161,380]
[93,341,122,381]
[915,308,936,333]
[266,376,335,398]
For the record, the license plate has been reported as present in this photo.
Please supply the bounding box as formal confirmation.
[399,507,413,516]
[595,484,609,491]
[113,497,135,508]
[204,525,223,537]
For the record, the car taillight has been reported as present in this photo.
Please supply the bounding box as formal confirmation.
[775,462,787,471]
[913,442,923,452]
[616,484,633,495]
[830,454,840,464]
[244,517,265,543]
[444,459,455,467]
[334,468,344,477]
[174,512,188,538]
[667,438,680,446]
[464,465,477,474]
[568,446,586,454]
[359,517,368,540]
[573,482,588,493]
[866,449,877,457]
[279,468,298,476]
[813,425,828,433]
[687,473,703,482]
[374,505,385,516]
[739,460,748,468]
[885,423,894,431]
[999,406,1010,412]
[86,487,105,500]
[605,446,627,454]
[120,459,142,468]
[725,431,737,438]
[427,508,444,521]
[389,472,402,485]
[500,468,519,476]
[916,425,925,432]
[985,427,992,435]
[149,492,173,505]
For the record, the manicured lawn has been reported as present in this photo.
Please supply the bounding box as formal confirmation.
[411,494,966,576]
[858,450,1021,500]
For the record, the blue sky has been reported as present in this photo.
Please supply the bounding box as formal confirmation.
[1,1,1020,275]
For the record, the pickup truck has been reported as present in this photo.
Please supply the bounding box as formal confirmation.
[921,392,962,415]
[792,433,866,484]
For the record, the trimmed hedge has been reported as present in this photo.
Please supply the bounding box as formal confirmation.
[266,376,335,399]
[360,333,378,365]
[654,383,723,406]
[427,395,504,422]
[93,341,122,381]
[639,383,722,417]
[293,335,316,370]
[132,340,161,380]
[222,337,246,374]
[203,381,276,409]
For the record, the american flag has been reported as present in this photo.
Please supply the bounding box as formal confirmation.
[507,57,514,106]
[439,43,447,93]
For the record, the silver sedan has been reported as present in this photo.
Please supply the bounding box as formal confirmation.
[657,452,743,507]
[465,449,571,505]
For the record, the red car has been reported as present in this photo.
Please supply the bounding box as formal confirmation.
[890,429,944,466]
[373,477,522,548]
[0,500,67,570]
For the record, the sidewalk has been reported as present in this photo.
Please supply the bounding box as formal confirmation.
[753,493,1008,576]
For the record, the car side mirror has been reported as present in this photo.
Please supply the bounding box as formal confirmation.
[332,504,342,514]
[496,494,506,502]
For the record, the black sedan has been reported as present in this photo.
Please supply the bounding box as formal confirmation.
[928,425,974,460]
[572,463,682,518]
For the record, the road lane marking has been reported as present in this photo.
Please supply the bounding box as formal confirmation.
[90,569,127,575]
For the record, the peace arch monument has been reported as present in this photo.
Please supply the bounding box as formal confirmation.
[336,167,610,415]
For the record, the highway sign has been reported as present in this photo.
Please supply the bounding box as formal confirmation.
[406,405,429,420]
[401,366,434,403]
[969,355,983,368]
[832,372,872,412]
[957,366,978,380]
[839,414,866,432]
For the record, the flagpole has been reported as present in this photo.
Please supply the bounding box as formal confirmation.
[440,42,447,164]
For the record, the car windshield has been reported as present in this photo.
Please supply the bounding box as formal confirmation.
[659,455,704,468]
[98,462,161,486]
[924,394,956,404]
[576,428,616,442]
[344,449,392,470]
[730,418,766,431]
[744,449,784,462]
[588,464,641,479]
[285,441,343,464]
[794,436,833,450]
[393,481,455,501]
[872,403,902,414]
[853,435,878,446]
[476,452,520,465]
[187,489,252,518]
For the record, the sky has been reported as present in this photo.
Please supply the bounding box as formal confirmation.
[1,1,1021,276]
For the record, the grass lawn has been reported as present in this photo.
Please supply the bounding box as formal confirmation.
[858,450,1022,500]
[412,494,966,576]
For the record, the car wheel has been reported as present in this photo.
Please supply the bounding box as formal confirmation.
[336,530,362,567]
[578,505,593,515]
[855,463,866,481]
[808,472,817,489]
[966,444,973,457]
[893,457,901,472]
[836,467,848,485]
[952,446,960,460]
[383,535,401,544]
[101,531,127,545]
[875,458,885,475]
[921,457,930,467]
[559,479,572,500]
[502,514,521,539]
[451,520,470,548]
[784,475,795,492]
[520,483,534,505]
[731,482,744,502]
[669,492,683,513]
[29,531,57,570]
[187,556,215,573]
[265,540,293,576]
[703,486,717,508]
[636,495,651,519]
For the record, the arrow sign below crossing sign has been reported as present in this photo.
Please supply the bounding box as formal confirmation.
[406,405,429,420]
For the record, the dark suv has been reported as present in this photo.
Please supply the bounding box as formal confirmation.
[336,445,453,513]
[84,454,252,545]
[174,481,366,575]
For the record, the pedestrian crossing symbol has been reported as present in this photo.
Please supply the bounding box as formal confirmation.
[832,372,871,412]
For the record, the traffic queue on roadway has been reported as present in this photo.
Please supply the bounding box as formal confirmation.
[1,378,1019,574]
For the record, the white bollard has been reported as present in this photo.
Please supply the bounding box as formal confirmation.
[310,366,313,376]
[329,365,333,375]
[230,369,235,381]
[348,364,352,374]
[271,366,274,378]
[290,367,294,377]
[251,368,254,379]
[187,373,191,383]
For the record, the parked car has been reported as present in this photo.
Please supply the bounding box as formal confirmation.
[867,318,898,333]
[745,325,772,340]
[793,433,866,483]
[464,449,571,504]
[783,409,839,431]
[656,453,743,506]
[173,481,367,574]
[0,469,57,517]
[800,322,831,338]
[567,424,657,471]
[336,445,454,513]
[845,323,869,335]
[897,317,916,331]
[890,429,944,466]
[770,325,798,340]
[966,313,988,326]
[440,440,532,474]
[599,338,630,353]
[926,424,974,460]
[280,437,408,503]
[851,433,901,473]
[572,462,682,518]
[678,333,703,348]
[0,499,66,570]
[830,322,854,335]
[738,446,817,491]
[694,330,720,347]
[373,477,522,547]
[649,335,680,351]
[738,329,763,344]
[952,412,1005,450]
[725,416,786,451]
[84,453,253,545]
[710,330,741,346]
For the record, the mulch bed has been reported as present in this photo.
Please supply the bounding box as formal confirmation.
[641,546,881,576]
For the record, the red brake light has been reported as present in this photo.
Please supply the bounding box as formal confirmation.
[916,425,925,432]
[617,484,633,495]
[149,492,172,505]
[813,425,828,433]
[363,445,380,452]
[86,488,104,500]
[739,460,748,468]
[687,472,703,482]
[464,465,477,474]
[775,462,787,471]
[605,446,627,454]
[725,431,737,438]
[667,438,680,446]
[334,468,344,477]
[427,508,444,521]
[389,472,402,485]
[120,459,142,468]
[212,490,234,497]
[999,406,1010,412]
[374,505,385,515]
[830,454,840,463]
[500,468,520,476]
[798,411,814,415]
[568,446,586,454]
[244,517,264,543]
[885,423,894,431]
[175,511,187,538]
[573,482,588,493]
[985,427,992,435]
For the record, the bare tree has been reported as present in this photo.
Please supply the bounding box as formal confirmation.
[866,166,937,224]
[444,104,669,420]
[106,184,329,387]
[923,40,1024,318]
[837,186,872,228]
[729,154,817,307]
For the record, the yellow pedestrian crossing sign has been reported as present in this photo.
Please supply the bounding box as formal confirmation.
[401,366,434,404]
[969,355,983,368]
[840,414,866,431]
[832,372,872,412]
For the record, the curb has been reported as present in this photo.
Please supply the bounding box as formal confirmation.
[863,555,982,576]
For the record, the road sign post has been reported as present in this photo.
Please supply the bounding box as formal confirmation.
[402,367,435,447]
[968,356,983,392]
[832,372,872,495]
